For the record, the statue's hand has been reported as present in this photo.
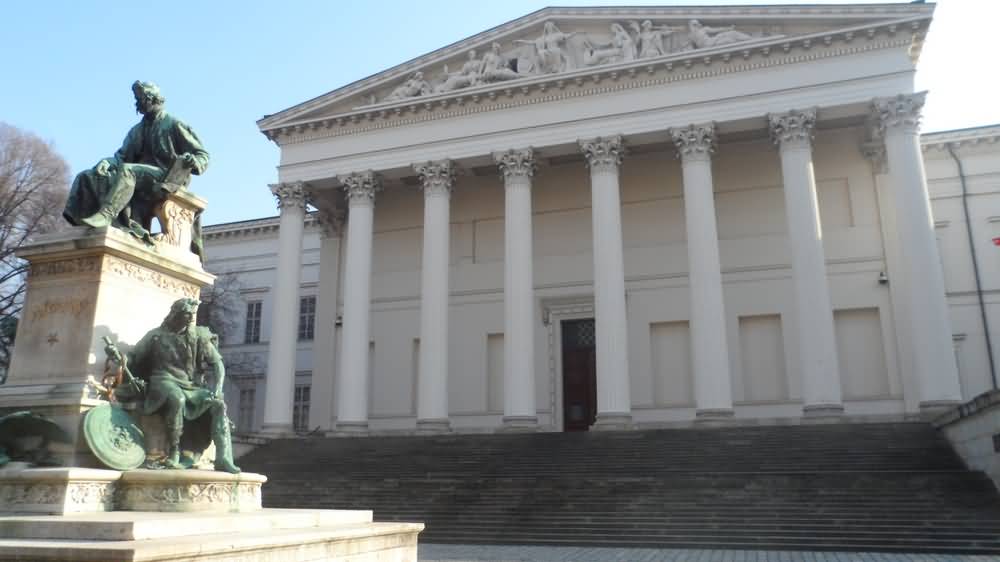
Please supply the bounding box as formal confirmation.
[94,159,111,177]
[179,153,196,169]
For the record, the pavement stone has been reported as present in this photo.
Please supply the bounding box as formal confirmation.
[418,544,1000,562]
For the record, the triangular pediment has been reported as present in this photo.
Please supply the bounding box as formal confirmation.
[258,3,933,138]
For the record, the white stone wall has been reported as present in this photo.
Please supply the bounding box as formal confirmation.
[936,390,1000,491]
[924,139,1000,400]
[198,124,1000,433]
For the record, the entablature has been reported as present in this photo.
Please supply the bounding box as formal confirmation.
[259,8,930,146]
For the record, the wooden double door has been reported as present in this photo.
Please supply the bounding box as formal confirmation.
[561,318,597,432]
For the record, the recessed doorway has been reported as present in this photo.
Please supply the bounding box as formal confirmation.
[561,318,597,432]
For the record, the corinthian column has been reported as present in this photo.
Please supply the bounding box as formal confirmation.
[669,123,734,421]
[494,148,538,431]
[873,93,962,415]
[769,110,843,418]
[261,181,307,435]
[579,136,632,430]
[335,171,380,434]
[414,160,455,434]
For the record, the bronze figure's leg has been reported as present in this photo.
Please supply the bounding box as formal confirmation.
[162,391,186,469]
[210,399,241,474]
[80,167,138,229]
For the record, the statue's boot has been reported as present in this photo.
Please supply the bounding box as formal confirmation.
[212,414,241,474]
[81,174,135,229]
[164,417,184,469]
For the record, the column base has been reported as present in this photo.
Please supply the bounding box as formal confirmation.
[919,400,962,421]
[591,412,633,431]
[694,409,735,426]
[332,421,369,436]
[259,423,296,437]
[415,419,451,435]
[802,403,845,424]
[498,416,539,433]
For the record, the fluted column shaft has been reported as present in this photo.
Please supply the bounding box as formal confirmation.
[769,110,844,417]
[261,182,307,435]
[309,207,344,431]
[495,149,538,431]
[874,93,962,413]
[414,161,454,434]
[670,124,734,420]
[335,172,380,433]
[580,136,632,429]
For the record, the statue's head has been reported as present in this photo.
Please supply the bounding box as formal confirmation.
[642,20,654,31]
[688,19,702,30]
[164,298,199,331]
[132,81,165,115]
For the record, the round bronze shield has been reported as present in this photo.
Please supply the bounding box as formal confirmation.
[83,403,146,470]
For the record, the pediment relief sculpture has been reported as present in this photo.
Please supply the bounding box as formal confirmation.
[366,18,769,105]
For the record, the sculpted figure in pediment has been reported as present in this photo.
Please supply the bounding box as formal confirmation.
[634,20,683,59]
[435,50,484,94]
[384,71,431,102]
[582,23,637,67]
[515,22,579,74]
[479,42,523,83]
[687,19,756,49]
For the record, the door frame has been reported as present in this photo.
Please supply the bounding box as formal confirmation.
[541,296,595,433]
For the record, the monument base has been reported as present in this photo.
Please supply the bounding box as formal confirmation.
[0,468,422,561]
[0,508,422,562]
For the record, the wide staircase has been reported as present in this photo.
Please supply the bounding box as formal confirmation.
[239,422,1000,553]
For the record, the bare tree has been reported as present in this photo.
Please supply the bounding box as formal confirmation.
[0,124,70,382]
[197,273,263,377]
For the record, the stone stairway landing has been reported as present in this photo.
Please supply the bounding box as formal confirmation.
[239,422,1000,553]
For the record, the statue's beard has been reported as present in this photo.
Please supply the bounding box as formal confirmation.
[135,98,161,116]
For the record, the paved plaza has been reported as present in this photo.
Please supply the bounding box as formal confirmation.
[419,544,1000,562]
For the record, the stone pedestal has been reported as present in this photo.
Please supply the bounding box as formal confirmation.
[0,225,214,465]
[0,467,421,561]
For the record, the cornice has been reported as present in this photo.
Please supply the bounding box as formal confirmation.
[263,16,927,146]
[258,5,932,132]
[921,125,1000,152]
[203,213,322,241]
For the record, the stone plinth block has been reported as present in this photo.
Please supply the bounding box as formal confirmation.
[118,469,266,513]
[0,227,215,463]
[0,508,423,562]
[0,467,121,515]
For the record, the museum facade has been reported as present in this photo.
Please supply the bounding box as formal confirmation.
[206,3,1000,435]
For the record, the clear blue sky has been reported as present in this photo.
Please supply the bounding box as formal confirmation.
[0,1,992,226]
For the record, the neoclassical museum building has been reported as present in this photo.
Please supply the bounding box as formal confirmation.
[206,2,1000,436]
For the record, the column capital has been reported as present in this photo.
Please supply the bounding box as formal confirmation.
[315,206,346,238]
[413,160,455,197]
[494,148,536,180]
[860,141,888,175]
[338,171,382,205]
[670,123,716,162]
[579,135,625,171]
[269,181,308,211]
[769,109,817,150]
[873,92,926,136]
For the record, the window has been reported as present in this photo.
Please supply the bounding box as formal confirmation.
[244,301,262,344]
[238,388,255,432]
[293,384,311,432]
[298,296,316,341]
